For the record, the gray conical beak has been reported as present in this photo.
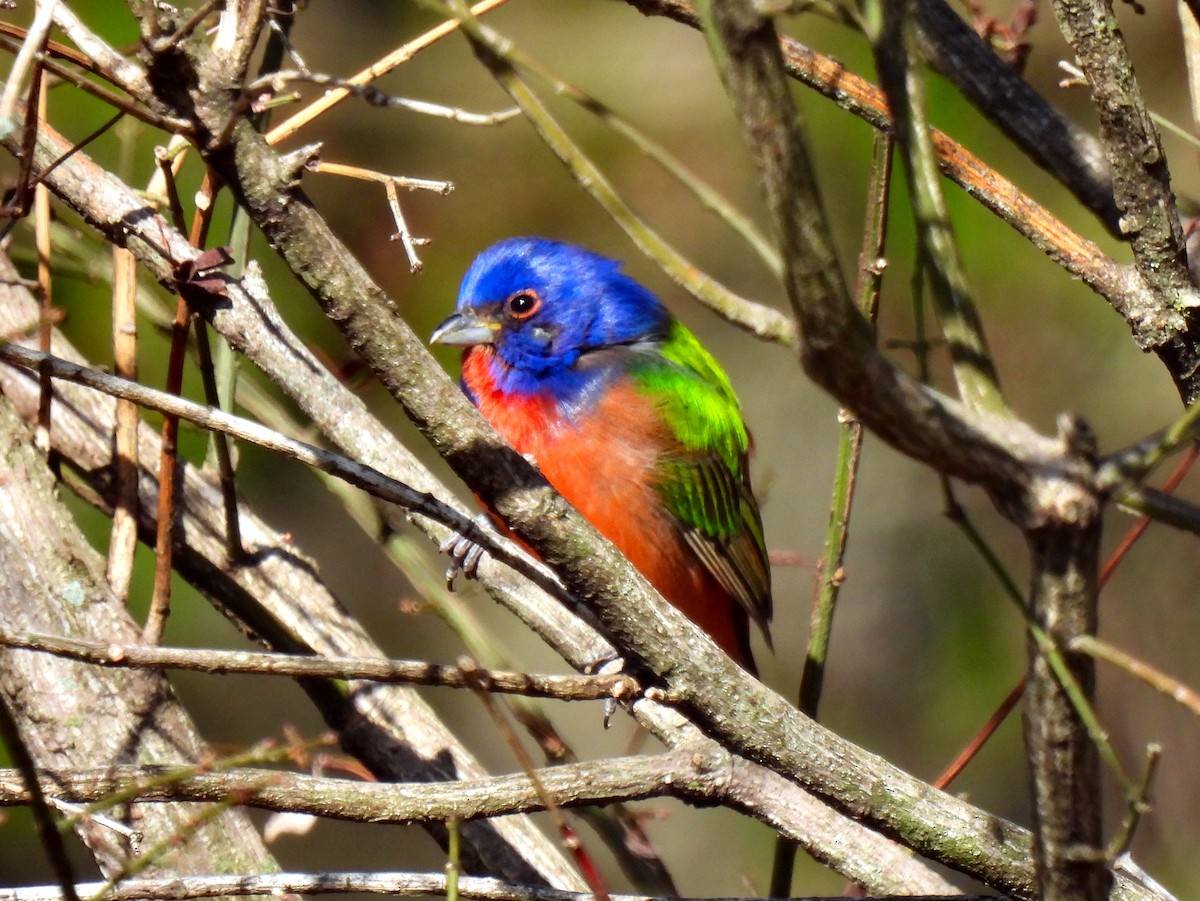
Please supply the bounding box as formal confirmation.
[430,311,498,347]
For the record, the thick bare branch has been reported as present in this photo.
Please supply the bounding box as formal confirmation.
[0,396,278,880]
[0,753,709,824]
[1024,515,1108,900]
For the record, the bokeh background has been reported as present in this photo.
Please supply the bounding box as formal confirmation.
[2,0,1199,896]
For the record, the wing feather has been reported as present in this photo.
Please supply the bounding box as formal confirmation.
[630,323,773,640]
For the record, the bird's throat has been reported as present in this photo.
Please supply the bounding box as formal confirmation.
[462,346,563,449]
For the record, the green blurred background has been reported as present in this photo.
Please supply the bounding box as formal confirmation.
[2,0,1199,896]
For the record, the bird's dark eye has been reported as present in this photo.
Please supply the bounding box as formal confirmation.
[505,290,541,320]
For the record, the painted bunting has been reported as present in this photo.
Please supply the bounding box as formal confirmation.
[432,238,772,672]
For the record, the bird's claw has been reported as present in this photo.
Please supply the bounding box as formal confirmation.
[439,515,492,589]
[593,656,628,729]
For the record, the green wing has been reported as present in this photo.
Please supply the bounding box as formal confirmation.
[632,322,772,639]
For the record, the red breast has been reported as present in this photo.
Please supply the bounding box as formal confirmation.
[462,347,755,669]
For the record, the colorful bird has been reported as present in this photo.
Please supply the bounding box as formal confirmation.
[432,238,771,672]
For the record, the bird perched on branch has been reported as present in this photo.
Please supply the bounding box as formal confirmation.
[431,237,771,673]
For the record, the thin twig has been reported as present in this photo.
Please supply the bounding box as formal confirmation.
[146,166,221,645]
[309,161,454,273]
[446,819,462,901]
[106,246,140,600]
[0,629,638,701]
[264,0,515,144]
[1072,636,1200,719]
[1106,745,1161,859]
[1113,485,1200,535]
[45,798,143,851]
[249,70,520,125]
[1102,446,1200,581]
[192,314,245,564]
[0,750,709,829]
[799,134,892,720]
[934,680,1023,791]
[871,0,1006,416]
[1098,401,1200,491]
[384,180,427,272]
[312,161,454,194]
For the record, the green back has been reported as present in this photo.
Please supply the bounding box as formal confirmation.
[631,321,772,634]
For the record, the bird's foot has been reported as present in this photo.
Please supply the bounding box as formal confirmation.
[438,514,493,589]
[593,656,628,729]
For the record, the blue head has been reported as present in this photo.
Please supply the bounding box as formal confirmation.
[432,238,671,402]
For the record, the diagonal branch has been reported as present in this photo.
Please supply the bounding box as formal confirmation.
[1050,0,1194,301]
[1050,0,1200,400]
[912,0,1119,232]
[695,0,1077,523]
[623,0,1200,400]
